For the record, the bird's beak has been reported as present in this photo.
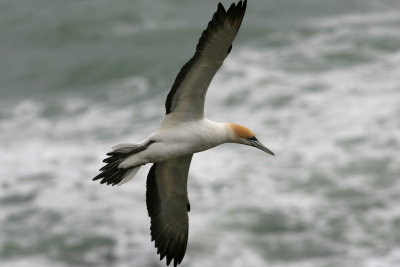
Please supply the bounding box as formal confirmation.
[249,138,275,156]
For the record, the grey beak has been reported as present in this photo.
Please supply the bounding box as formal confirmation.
[248,138,275,156]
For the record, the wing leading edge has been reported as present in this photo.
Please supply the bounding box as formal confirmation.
[165,0,247,118]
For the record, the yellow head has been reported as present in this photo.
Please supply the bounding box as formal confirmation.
[228,123,255,139]
[227,123,274,156]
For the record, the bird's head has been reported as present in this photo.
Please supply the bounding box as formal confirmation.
[228,123,274,156]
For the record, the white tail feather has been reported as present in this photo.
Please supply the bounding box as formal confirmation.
[117,165,141,186]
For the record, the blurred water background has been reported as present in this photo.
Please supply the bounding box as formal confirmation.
[1,0,400,266]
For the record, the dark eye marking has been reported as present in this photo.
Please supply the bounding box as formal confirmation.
[248,136,257,141]
[187,203,191,212]
[227,44,232,54]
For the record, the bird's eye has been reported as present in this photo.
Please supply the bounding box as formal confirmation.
[248,136,257,141]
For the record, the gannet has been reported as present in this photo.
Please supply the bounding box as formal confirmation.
[92,1,274,266]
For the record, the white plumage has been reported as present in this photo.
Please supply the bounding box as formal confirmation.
[119,119,231,168]
[92,1,274,266]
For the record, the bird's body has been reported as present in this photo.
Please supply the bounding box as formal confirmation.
[92,1,274,266]
[122,119,230,167]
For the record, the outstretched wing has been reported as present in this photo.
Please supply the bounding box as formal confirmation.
[146,154,193,267]
[165,0,247,119]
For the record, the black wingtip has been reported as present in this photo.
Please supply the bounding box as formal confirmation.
[231,0,247,16]
[217,2,225,13]
[241,0,247,10]
[166,256,173,266]
[227,2,236,13]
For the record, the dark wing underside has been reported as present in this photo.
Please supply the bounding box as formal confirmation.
[165,0,247,118]
[146,154,193,266]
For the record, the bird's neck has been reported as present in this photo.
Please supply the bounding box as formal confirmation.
[208,121,240,144]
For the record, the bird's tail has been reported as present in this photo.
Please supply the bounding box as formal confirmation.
[92,143,147,186]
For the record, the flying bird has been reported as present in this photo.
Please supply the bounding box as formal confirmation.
[93,0,274,266]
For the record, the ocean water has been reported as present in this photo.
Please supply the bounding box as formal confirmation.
[1,0,400,266]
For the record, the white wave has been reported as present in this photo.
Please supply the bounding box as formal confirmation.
[312,11,400,28]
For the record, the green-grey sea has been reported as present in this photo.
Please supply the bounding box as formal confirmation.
[1,0,400,266]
